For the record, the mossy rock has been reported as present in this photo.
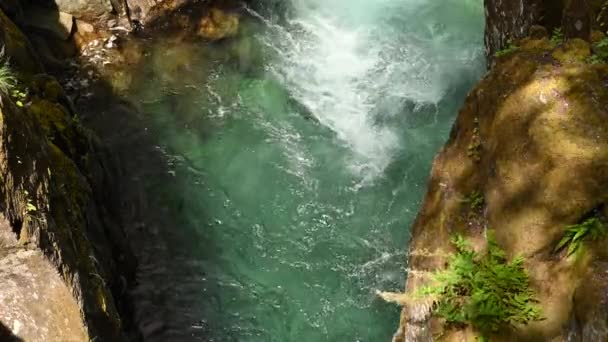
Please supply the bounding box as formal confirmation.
[395,34,608,341]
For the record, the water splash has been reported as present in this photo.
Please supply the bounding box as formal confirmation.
[253,0,484,183]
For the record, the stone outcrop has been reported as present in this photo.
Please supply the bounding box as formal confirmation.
[392,20,608,342]
[484,0,605,61]
[53,0,113,22]
[0,217,88,341]
[0,7,135,341]
[197,7,239,41]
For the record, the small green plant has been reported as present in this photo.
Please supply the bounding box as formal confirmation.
[550,28,564,46]
[494,40,519,57]
[11,87,28,107]
[24,190,37,213]
[0,48,16,97]
[465,190,485,212]
[554,217,607,257]
[587,36,608,65]
[419,232,542,338]
[467,118,482,162]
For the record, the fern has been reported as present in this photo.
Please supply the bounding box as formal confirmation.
[0,60,16,97]
[420,232,542,338]
[588,36,608,65]
[550,28,564,46]
[554,217,607,256]
[465,190,485,212]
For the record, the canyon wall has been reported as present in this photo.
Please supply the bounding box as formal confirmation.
[392,1,608,341]
[0,4,136,341]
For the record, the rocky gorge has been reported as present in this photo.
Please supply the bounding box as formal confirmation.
[0,0,607,341]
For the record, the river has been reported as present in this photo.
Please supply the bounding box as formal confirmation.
[89,0,485,340]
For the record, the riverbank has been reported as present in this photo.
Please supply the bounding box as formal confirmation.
[387,1,608,341]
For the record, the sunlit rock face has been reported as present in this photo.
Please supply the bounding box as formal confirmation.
[394,34,608,342]
[0,217,87,342]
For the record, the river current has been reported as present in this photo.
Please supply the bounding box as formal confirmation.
[95,1,485,340]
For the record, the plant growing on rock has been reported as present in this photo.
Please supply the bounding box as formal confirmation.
[494,40,519,57]
[464,190,485,212]
[554,216,608,257]
[587,36,608,65]
[0,58,16,98]
[419,232,542,339]
[550,28,564,46]
[467,117,482,162]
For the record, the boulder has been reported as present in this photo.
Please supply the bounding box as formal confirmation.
[197,7,239,41]
[52,0,113,21]
[126,0,190,25]
[22,6,74,40]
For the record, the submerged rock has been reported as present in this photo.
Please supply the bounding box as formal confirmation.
[197,7,240,41]
[393,33,608,341]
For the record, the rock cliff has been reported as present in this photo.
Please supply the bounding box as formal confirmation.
[390,1,608,341]
[0,5,136,341]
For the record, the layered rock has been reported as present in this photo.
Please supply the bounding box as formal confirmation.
[392,22,608,342]
[0,7,135,341]
[484,0,604,60]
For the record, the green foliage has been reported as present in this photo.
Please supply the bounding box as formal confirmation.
[0,59,16,97]
[494,40,519,57]
[11,87,28,107]
[465,190,485,212]
[554,217,607,257]
[24,190,37,213]
[467,118,482,162]
[550,28,564,46]
[420,232,542,338]
[587,36,608,65]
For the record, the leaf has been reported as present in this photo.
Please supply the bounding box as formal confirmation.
[26,203,37,213]
[566,241,579,256]
[16,100,23,107]
[570,226,588,243]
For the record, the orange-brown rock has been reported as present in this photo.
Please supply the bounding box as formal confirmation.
[391,36,608,341]
[197,7,239,41]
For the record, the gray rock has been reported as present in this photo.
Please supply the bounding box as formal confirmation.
[23,6,74,40]
[53,0,113,21]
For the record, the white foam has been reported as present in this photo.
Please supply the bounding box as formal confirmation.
[253,0,483,183]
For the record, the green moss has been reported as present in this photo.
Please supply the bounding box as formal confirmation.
[552,39,592,64]
[494,40,519,58]
[28,99,70,134]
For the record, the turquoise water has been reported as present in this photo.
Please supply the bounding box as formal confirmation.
[119,1,485,340]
